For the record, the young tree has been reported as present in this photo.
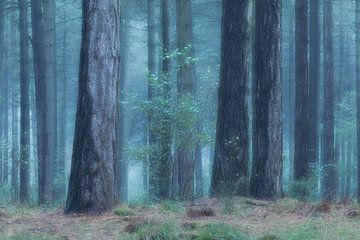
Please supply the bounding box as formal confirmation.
[65,0,120,214]
[250,0,282,199]
[210,0,250,196]
[176,0,196,200]
[294,0,310,180]
[322,0,336,202]
[19,0,30,204]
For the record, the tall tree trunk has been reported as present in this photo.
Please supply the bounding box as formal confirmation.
[345,139,351,199]
[294,0,310,181]
[309,0,320,170]
[11,9,19,203]
[147,0,158,199]
[157,0,171,200]
[176,0,195,200]
[58,11,68,200]
[210,0,250,197]
[116,0,129,202]
[3,14,9,185]
[322,0,336,202]
[65,0,120,214]
[250,0,282,199]
[31,0,53,204]
[356,0,360,202]
[19,0,31,205]
[0,0,4,183]
[43,0,57,200]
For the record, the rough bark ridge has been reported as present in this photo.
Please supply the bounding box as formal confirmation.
[294,0,310,180]
[176,0,195,200]
[210,0,250,196]
[250,0,283,199]
[65,0,120,214]
[19,0,30,204]
[322,0,336,202]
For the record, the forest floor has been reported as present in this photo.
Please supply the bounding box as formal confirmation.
[1,197,360,240]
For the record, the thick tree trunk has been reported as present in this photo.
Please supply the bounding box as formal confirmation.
[176,0,195,200]
[210,0,249,197]
[250,0,282,199]
[19,0,30,205]
[31,0,53,204]
[157,0,172,200]
[294,0,310,181]
[322,0,336,202]
[309,0,320,170]
[65,0,120,214]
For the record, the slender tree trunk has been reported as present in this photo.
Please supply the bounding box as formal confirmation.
[31,0,53,204]
[11,9,19,203]
[58,11,68,200]
[3,14,9,185]
[309,0,320,170]
[210,0,250,197]
[345,139,351,199]
[322,0,336,202]
[65,0,120,214]
[43,0,57,200]
[176,0,196,200]
[356,0,360,202]
[294,0,310,181]
[157,0,172,200]
[250,0,282,199]
[147,0,158,199]
[19,0,30,205]
[0,0,5,183]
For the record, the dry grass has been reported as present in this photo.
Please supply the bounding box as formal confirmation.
[0,198,360,239]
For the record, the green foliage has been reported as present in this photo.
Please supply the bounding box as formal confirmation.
[159,200,184,213]
[288,176,317,202]
[128,221,181,240]
[195,223,249,240]
[114,207,135,217]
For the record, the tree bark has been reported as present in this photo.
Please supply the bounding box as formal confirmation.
[294,0,310,181]
[309,0,320,169]
[356,0,360,202]
[65,0,120,214]
[322,0,336,202]
[19,0,30,204]
[250,0,282,199]
[210,0,250,197]
[31,0,53,204]
[176,0,195,200]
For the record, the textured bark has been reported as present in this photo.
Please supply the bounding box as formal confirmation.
[157,0,172,199]
[356,0,360,202]
[0,0,4,183]
[322,0,336,202]
[31,0,53,204]
[176,0,195,200]
[309,0,320,169]
[294,0,310,181]
[210,0,249,196]
[250,0,282,199]
[65,0,119,214]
